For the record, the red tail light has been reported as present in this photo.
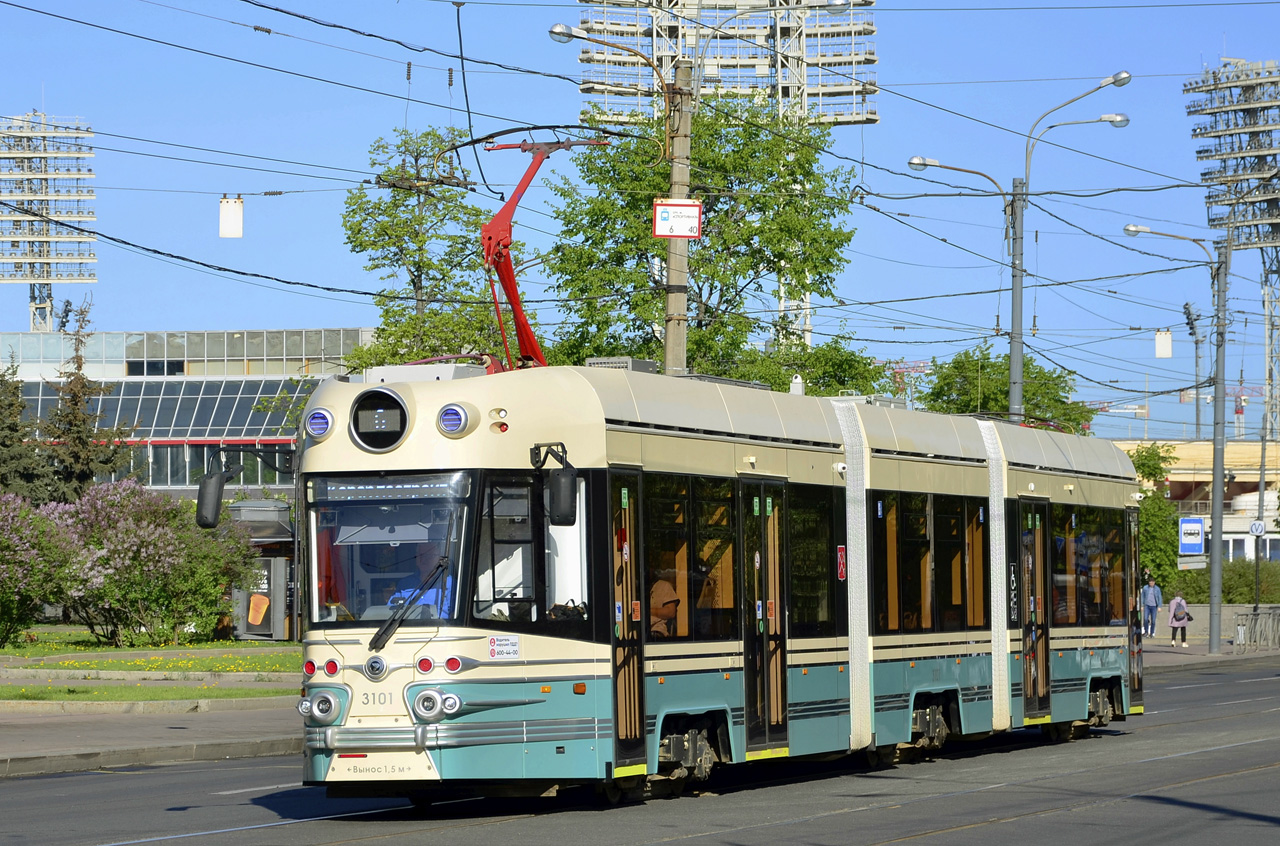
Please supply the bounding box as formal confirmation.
[303,659,316,676]
[445,656,463,674]
[418,657,434,673]
[324,659,339,676]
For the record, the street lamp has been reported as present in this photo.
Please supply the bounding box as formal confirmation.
[908,155,1011,258]
[1010,72,1131,422]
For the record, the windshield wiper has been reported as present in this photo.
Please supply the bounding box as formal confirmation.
[369,559,445,652]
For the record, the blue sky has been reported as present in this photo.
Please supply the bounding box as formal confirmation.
[1,0,1276,440]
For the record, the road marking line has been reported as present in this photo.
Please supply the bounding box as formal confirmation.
[212,782,298,795]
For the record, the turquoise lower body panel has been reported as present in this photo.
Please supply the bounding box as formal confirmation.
[870,656,996,746]
[785,665,850,757]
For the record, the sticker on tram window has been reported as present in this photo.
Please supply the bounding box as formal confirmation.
[756,600,763,620]
[767,600,775,620]
[621,488,629,509]
[766,497,773,516]
[836,545,847,581]
[753,496,760,516]
[489,635,520,660]
[615,601,623,623]
[631,601,642,622]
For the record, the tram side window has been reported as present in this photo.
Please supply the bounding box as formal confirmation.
[544,478,589,628]
[693,478,736,640]
[899,492,931,632]
[474,481,538,624]
[789,484,845,638]
[870,490,989,635]
[870,491,900,635]
[934,496,966,631]
[1049,504,1125,627]
[644,474,690,639]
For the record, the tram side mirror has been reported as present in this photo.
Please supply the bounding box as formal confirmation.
[196,466,242,529]
[547,468,578,526]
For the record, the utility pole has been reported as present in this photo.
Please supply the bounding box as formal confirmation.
[1010,177,1026,422]
[664,59,692,377]
[1209,241,1232,654]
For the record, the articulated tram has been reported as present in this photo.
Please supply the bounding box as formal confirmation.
[294,362,1143,802]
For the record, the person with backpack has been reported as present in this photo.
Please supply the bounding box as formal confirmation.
[1168,590,1192,648]
[1140,576,1163,637]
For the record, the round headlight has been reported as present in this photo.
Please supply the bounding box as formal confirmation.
[351,389,409,452]
[304,408,333,439]
[441,693,463,715]
[412,689,442,721]
[308,691,341,725]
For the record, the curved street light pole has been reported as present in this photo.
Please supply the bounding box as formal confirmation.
[1011,72,1130,421]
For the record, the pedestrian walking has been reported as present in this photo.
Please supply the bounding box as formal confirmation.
[1140,577,1163,638]
[1169,590,1192,648]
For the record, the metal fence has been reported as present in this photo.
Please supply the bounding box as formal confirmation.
[1233,607,1280,653]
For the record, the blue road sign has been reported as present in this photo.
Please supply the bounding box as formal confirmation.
[1179,517,1205,556]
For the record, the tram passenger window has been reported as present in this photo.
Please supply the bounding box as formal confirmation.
[790,484,844,638]
[693,478,736,640]
[934,496,966,632]
[644,475,690,639]
[965,498,989,628]
[869,491,899,635]
[900,492,931,632]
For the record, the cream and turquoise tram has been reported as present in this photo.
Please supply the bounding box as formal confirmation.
[294,362,1143,800]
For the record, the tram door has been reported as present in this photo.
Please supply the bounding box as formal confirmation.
[1019,498,1052,719]
[610,474,646,774]
[742,480,788,751]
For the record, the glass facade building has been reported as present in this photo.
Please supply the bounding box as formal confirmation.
[6,327,372,495]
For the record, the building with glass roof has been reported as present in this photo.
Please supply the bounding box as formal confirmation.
[7,327,372,497]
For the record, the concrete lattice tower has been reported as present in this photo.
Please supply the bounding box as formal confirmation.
[1185,60,1280,434]
[0,112,97,332]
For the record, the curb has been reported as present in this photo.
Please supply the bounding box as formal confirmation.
[0,696,298,715]
[0,667,295,683]
[0,737,304,779]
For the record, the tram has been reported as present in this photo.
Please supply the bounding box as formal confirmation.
[292,360,1144,801]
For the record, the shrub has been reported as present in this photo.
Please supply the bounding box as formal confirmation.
[0,494,66,647]
[45,481,258,647]
[1167,558,1280,605]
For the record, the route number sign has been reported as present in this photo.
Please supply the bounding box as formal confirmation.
[653,199,702,239]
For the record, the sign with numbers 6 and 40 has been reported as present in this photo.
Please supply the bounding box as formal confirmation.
[652,199,702,239]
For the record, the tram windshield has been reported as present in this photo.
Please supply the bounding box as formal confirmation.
[307,472,474,626]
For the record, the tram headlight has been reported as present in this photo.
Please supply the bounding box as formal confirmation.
[412,689,443,721]
[304,690,341,726]
[440,693,463,715]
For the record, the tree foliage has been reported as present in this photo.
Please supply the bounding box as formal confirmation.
[718,338,888,396]
[1125,443,1180,585]
[919,342,1095,432]
[0,359,54,504]
[40,302,136,503]
[342,126,521,369]
[543,96,859,373]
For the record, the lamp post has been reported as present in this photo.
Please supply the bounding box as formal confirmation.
[909,75,1129,422]
[1124,223,1228,652]
[1013,98,1129,421]
[550,24,692,375]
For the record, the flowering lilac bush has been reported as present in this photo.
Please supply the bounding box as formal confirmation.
[0,493,66,647]
[45,481,258,647]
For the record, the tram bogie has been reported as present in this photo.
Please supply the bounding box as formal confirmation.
[293,364,1144,803]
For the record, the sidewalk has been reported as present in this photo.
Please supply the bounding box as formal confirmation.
[1,643,1277,779]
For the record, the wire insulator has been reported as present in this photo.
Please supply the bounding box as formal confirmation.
[406,62,412,82]
[448,68,454,87]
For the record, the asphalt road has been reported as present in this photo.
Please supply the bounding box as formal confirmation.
[6,659,1279,846]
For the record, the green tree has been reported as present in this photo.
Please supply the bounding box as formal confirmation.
[0,493,67,647]
[342,126,516,369]
[718,337,888,396]
[0,359,55,504]
[544,96,858,373]
[40,302,136,504]
[1126,442,1180,585]
[919,342,1095,432]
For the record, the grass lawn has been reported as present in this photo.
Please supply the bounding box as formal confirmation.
[2,626,300,674]
[0,684,298,702]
